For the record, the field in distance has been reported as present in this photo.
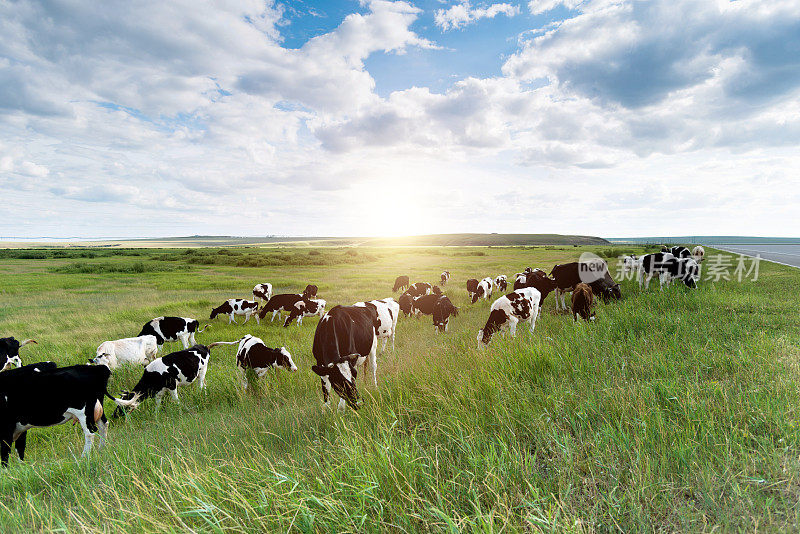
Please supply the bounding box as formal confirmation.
[0,232,610,249]
[0,245,799,532]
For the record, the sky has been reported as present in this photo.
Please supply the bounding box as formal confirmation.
[1,0,799,239]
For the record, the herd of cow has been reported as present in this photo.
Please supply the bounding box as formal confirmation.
[0,244,705,466]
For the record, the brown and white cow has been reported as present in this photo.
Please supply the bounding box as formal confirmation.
[477,287,541,345]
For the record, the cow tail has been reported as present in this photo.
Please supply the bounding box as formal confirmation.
[197,323,211,333]
[105,390,141,408]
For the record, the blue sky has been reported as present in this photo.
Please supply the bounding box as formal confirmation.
[1,0,799,238]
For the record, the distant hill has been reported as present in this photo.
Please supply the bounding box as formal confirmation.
[608,236,800,245]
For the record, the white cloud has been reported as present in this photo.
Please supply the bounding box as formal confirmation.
[528,0,583,15]
[435,2,520,31]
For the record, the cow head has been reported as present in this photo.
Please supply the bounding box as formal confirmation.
[432,286,442,296]
[209,306,221,320]
[312,299,327,317]
[89,352,115,369]
[278,347,298,372]
[0,337,36,371]
[477,309,507,345]
[312,360,361,410]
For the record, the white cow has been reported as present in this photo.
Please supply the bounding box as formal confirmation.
[91,335,158,370]
[354,298,400,352]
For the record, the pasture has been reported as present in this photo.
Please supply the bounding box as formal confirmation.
[1,245,799,532]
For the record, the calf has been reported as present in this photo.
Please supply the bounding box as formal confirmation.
[692,245,705,263]
[0,361,57,463]
[495,275,508,292]
[91,335,158,370]
[472,277,493,304]
[114,344,218,415]
[0,337,37,371]
[311,305,378,411]
[572,283,595,321]
[406,282,432,298]
[283,298,326,327]
[398,292,414,317]
[393,275,410,292]
[354,298,399,351]
[210,299,260,325]
[477,288,541,345]
[440,271,450,285]
[138,317,208,350]
[303,284,318,298]
[0,364,137,465]
[432,296,458,333]
[258,293,303,322]
[551,260,620,310]
[253,283,273,303]
[213,335,297,389]
[466,278,479,302]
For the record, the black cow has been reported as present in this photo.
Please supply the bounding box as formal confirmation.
[303,284,318,298]
[0,337,37,371]
[0,361,57,463]
[311,306,379,411]
[550,260,621,311]
[406,282,432,298]
[114,345,212,416]
[393,275,410,292]
[466,278,479,301]
[513,271,558,305]
[138,317,207,350]
[432,296,458,333]
[0,364,136,465]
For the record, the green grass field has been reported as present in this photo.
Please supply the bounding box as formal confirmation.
[0,245,799,532]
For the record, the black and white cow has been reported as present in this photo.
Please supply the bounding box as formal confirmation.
[393,275,410,292]
[669,246,691,259]
[211,335,297,389]
[210,299,260,324]
[472,277,493,304]
[303,284,318,298]
[259,293,303,322]
[138,317,208,350]
[354,298,399,351]
[513,271,558,305]
[114,344,218,415]
[432,296,458,333]
[640,252,677,290]
[477,287,541,345]
[0,364,137,465]
[91,335,158,370]
[440,271,450,285]
[311,305,378,411]
[664,257,700,288]
[551,261,621,310]
[253,283,273,303]
[495,275,508,292]
[466,278,479,302]
[398,292,414,317]
[0,337,36,371]
[406,282,433,298]
[283,298,326,327]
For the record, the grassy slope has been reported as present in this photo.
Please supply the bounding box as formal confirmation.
[0,246,799,532]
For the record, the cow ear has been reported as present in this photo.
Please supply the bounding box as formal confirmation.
[311,365,331,376]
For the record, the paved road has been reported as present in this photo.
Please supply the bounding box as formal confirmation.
[714,244,800,269]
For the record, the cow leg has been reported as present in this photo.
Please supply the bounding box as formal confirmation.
[337,398,347,413]
[320,377,331,409]
[508,316,519,338]
[254,313,260,325]
[554,289,561,311]
[369,339,378,388]
[392,331,396,350]
[1,428,13,467]
[445,319,449,332]
[189,332,197,346]
[170,388,180,404]
[530,304,540,334]
[242,312,250,324]
[237,368,248,390]
[229,314,236,324]
[298,315,303,326]
[197,363,209,391]
[97,414,108,450]
[381,337,388,351]
[180,335,190,349]
[75,409,95,458]
[154,390,166,413]
[271,310,278,322]
[14,431,26,461]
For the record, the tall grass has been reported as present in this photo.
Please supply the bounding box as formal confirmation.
[0,246,798,531]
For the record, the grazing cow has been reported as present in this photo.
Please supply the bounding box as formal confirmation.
[433,296,458,333]
[303,284,318,298]
[495,275,508,292]
[0,361,57,463]
[440,271,450,285]
[91,335,158,370]
[114,344,219,415]
[0,364,138,465]
[311,305,378,411]
[210,299,260,325]
[398,292,414,317]
[354,298,399,351]
[513,271,558,305]
[551,261,621,310]
[572,283,595,322]
[0,337,36,371]
[282,298,326,327]
[138,317,208,350]
[640,252,677,290]
[670,246,691,259]
[411,294,439,316]
[472,277,493,304]
[432,285,442,296]
[393,275,410,292]
[622,255,642,275]
[692,246,705,263]
[212,335,297,389]
[666,257,701,288]
[406,282,433,298]
[252,283,273,303]
[259,293,302,321]
[477,288,541,345]
[466,278,479,302]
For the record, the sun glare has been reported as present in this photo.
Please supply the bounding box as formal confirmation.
[350,180,432,237]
